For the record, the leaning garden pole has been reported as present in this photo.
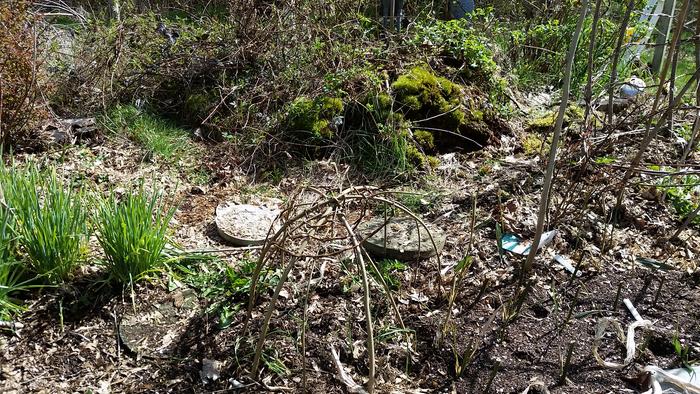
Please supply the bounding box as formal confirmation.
[523,0,589,275]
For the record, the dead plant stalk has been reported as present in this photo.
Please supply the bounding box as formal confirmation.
[523,0,589,274]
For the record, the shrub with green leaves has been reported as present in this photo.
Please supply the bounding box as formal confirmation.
[1,163,87,284]
[94,184,177,285]
[411,19,498,88]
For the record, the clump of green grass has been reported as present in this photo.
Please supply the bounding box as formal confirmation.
[103,105,194,161]
[0,203,25,320]
[1,163,88,284]
[94,183,177,285]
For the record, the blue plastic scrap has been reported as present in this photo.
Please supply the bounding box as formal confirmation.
[501,230,557,255]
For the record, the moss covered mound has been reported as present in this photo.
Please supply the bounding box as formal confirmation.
[391,67,505,152]
[392,67,465,130]
[287,96,344,141]
[279,67,508,174]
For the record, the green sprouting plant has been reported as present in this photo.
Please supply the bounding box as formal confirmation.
[657,173,699,226]
[350,116,413,176]
[94,183,177,285]
[261,349,290,377]
[411,19,498,87]
[1,163,88,284]
[452,335,478,378]
[594,156,616,165]
[0,260,24,321]
[370,259,407,290]
[174,258,276,300]
[672,331,697,368]
[227,260,279,297]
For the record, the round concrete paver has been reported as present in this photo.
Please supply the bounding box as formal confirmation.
[119,289,199,358]
[357,216,446,261]
[215,202,281,246]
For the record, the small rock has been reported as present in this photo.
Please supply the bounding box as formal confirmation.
[596,97,630,113]
[620,76,646,99]
[119,289,199,358]
[200,359,222,384]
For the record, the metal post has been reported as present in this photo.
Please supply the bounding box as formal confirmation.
[652,0,677,74]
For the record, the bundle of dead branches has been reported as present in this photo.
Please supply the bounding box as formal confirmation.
[240,185,442,393]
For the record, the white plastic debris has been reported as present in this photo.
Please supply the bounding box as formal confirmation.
[624,298,644,323]
[641,365,700,394]
[554,255,582,276]
[620,76,646,98]
[520,377,551,394]
[229,378,246,389]
[593,299,653,369]
[501,230,557,255]
[330,345,368,394]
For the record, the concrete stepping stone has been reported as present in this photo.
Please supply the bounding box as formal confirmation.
[119,289,199,358]
[357,216,446,261]
[215,202,281,246]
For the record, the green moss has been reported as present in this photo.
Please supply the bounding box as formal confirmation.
[528,105,584,131]
[406,144,427,167]
[311,119,332,139]
[287,96,343,140]
[392,67,463,131]
[413,129,435,150]
[403,96,422,111]
[522,133,544,156]
[566,105,584,121]
[427,155,440,168]
[469,109,484,121]
[447,107,467,124]
[288,97,317,131]
[377,93,393,110]
[528,112,557,130]
[319,97,344,117]
[184,91,216,123]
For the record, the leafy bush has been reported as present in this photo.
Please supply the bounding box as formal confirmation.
[0,0,44,144]
[660,174,700,227]
[94,183,177,285]
[510,8,631,92]
[411,19,499,88]
[1,163,88,284]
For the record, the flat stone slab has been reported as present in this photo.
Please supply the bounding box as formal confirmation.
[215,202,281,246]
[119,289,199,358]
[357,217,446,261]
